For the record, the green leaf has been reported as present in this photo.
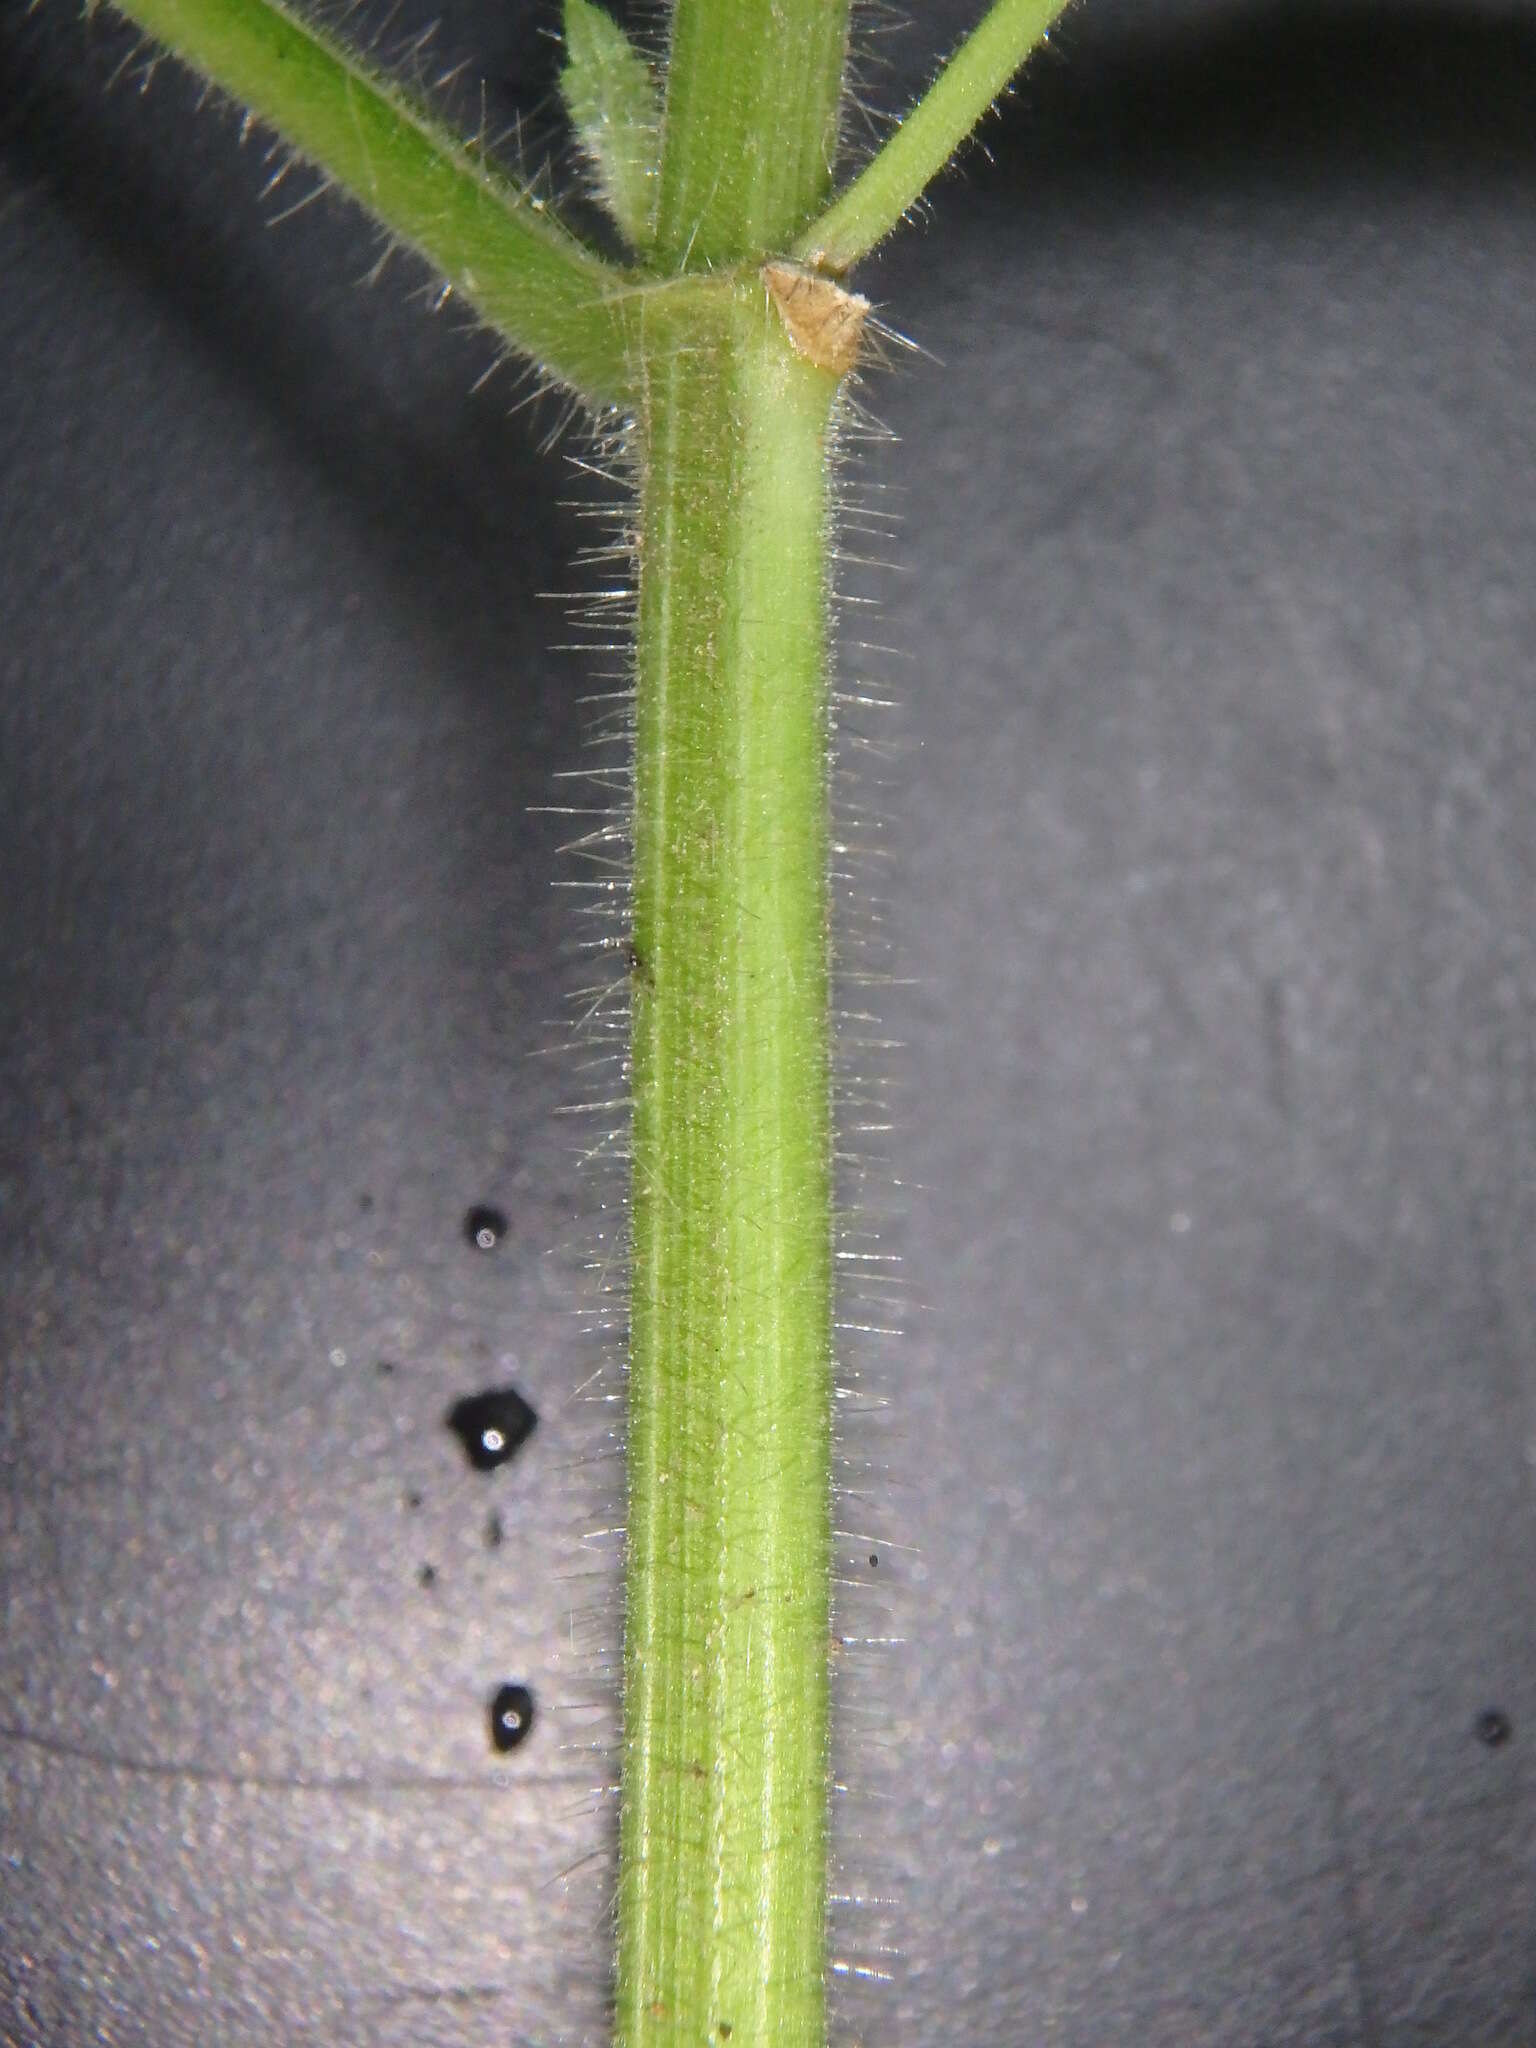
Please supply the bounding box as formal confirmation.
[560,0,662,253]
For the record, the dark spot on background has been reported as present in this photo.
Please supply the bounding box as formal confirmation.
[489,1682,535,1752]
[1474,1707,1513,1748]
[463,1204,508,1252]
[446,1386,538,1472]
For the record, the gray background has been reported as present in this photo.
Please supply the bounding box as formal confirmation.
[3,0,1535,2041]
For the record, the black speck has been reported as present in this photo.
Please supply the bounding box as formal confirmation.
[868,1553,879,1569]
[464,1204,509,1253]
[717,2025,732,2041]
[405,1490,423,1511]
[1474,1707,1513,1749]
[447,1387,538,1472]
[418,1563,437,1588]
[490,1682,535,1752]
[376,1358,397,1378]
[358,1192,374,1214]
[485,1511,504,1549]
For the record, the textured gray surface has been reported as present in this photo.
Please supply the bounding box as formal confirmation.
[4,1,1536,2043]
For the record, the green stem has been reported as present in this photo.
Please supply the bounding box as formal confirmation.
[102,0,644,401]
[66,0,1050,2037]
[795,0,1072,273]
[654,0,853,267]
[619,277,839,2048]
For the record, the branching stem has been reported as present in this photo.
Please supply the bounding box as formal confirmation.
[61,0,1055,2041]
[103,0,650,401]
[796,0,1073,273]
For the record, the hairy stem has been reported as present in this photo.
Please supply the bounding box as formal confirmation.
[63,0,1046,2037]
[619,277,840,2048]
[795,0,1071,273]
[654,0,853,267]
